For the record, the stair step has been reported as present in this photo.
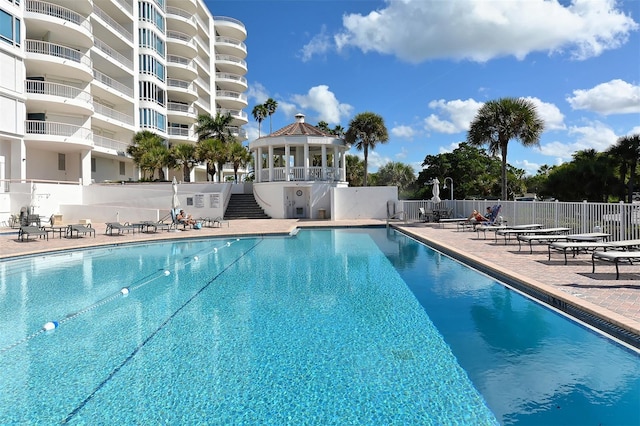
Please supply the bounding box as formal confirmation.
[225,194,270,219]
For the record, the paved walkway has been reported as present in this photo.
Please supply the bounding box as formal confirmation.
[1,219,638,344]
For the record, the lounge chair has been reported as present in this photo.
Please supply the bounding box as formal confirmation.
[68,224,95,238]
[496,226,570,245]
[139,220,172,233]
[548,241,613,264]
[591,250,640,279]
[170,209,189,230]
[105,222,137,236]
[212,216,229,228]
[418,207,432,223]
[18,225,48,241]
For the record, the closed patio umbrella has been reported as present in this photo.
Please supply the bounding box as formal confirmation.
[431,178,441,203]
[171,177,180,210]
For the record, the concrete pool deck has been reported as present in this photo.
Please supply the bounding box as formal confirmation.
[1,219,638,346]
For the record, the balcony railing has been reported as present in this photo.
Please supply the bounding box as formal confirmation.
[113,0,133,15]
[93,102,134,125]
[167,31,196,49]
[25,120,93,141]
[94,38,133,70]
[167,55,195,71]
[215,55,247,68]
[25,80,93,105]
[167,78,194,91]
[216,90,247,103]
[26,40,92,68]
[218,108,247,121]
[93,4,133,42]
[93,69,134,97]
[166,6,196,24]
[93,134,129,152]
[216,72,247,86]
[26,0,92,32]
[167,102,195,114]
[168,127,197,139]
[215,36,247,51]
[214,16,245,28]
[260,167,340,183]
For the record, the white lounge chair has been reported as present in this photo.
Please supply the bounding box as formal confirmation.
[591,250,640,279]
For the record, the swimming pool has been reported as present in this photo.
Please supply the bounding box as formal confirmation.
[0,228,638,424]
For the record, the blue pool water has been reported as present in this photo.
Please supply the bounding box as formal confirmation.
[0,228,638,424]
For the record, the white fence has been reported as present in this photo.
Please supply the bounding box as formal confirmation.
[401,199,640,241]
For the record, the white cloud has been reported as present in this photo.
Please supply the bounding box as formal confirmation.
[247,82,269,104]
[424,99,483,134]
[629,126,640,136]
[539,121,619,160]
[291,85,353,124]
[328,0,637,63]
[438,141,461,154]
[524,97,566,131]
[513,159,541,176]
[391,125,415,139]
[567,79,640,115]
[300,25,332,62]
[349,149,392,172]
[278,101,299,119]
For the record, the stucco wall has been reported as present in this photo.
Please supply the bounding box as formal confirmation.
[332,186,399,220]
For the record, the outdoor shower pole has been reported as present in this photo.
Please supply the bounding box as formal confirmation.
[444,177,453,200]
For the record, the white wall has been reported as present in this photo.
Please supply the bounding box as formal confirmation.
[332,186,398,220]
[254,182,344,219]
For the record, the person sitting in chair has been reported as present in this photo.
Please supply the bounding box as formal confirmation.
[468,209,488,222]
[177,209,196,225]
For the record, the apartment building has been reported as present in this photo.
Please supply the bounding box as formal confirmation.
[0,0,248,185]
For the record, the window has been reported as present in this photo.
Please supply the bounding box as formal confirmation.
[0,8,19,46]
[58,153,66,171]
[139,108,166,132]
[139,1,165,32]
[119,161,125,175]
[139,28,165,58]
[139,54,165,82]
[139,80,165,106]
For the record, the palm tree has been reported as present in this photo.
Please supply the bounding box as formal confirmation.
[143,144,171,181]
[208,138,230,182]
[332,125,345,138]
[345,154,365,187]
[228,141,252,183]
[607,134,640,203]
[264,98,278,134]
[376,161,416,193]
[345,112,389,186]
[316,121,331,134]
[195,112,233,143]
[467,97,544,200]
[128,130,166,180]
[171,143,197,182]
[195,138,219,181]
[252,104,268,137]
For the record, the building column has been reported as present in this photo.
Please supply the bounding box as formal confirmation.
[268,145,274,181]
[333,146,338,181]
[321,145,327,179]
[284,144,290,180]
[255,149,261,183]
[11,139,26,181]
[303,143,309,180]
[80,149,91,185]
[340,151,346,182]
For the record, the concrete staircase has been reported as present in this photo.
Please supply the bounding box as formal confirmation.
[224,194,270,219]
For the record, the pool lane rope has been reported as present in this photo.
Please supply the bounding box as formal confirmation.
[0,238,242,354]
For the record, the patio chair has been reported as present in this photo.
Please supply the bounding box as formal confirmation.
[68,224,96,238]
[105,222,137,236]
[17,225,48,241]
[418,207,432,223]
[592,250,640,280]
[212,216,230,228]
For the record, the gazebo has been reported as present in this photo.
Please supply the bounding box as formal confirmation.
[248,113,350,219]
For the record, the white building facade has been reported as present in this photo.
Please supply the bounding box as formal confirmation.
[0,0,247,186]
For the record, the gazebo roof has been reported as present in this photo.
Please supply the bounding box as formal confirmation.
[267,113,333,138]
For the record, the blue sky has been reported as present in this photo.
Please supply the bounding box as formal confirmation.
[207,0,640,176]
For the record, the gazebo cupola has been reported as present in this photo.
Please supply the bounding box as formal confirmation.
[249,113,349,183]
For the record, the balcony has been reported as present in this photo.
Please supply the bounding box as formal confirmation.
[167,30,197,58]
[213,16,247,41]
[93,134,130,154]
[218,108,248,125]
[167,55,197,81]
[167,79,197,102]
[167,127,197,143]
[216,90,248,110]
[92,69,134,99]
[25,40,93,81]
[25,120,93,149]
[93,38,133,71]
[25,0,93,47]
[166,6,197,35]
[215,55,247,75]
[167,102,197,123]
[93,102,135,132]
[25,80,93,115]
[92,3,134,44]
[215,36,247,59]
[215,72,247,92]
